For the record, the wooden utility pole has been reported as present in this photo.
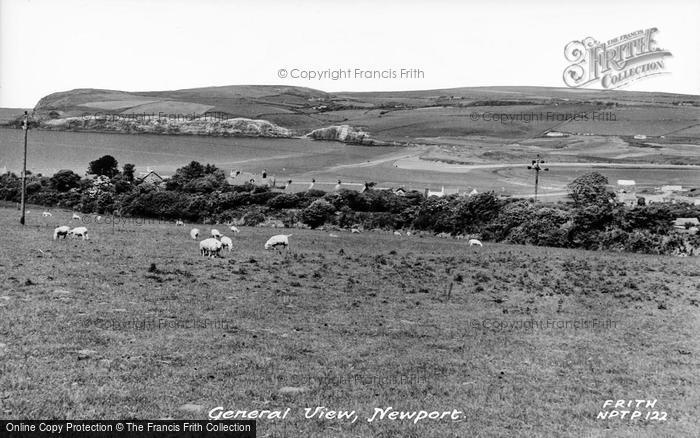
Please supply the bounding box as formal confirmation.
[20,111,29,225]
[527,154,549,202]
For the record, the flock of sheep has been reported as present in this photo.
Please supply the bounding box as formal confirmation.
[48,210,483,254]
[188,224,293,258]
[51,212,90,240]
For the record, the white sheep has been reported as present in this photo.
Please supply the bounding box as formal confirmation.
[229,226,240,233]
[69,226,89,240]
[468,239,483,247]
[329,233,339,238]
[199,238,222,257]
[211,229,223,239]
[71,213,81,221]
[265,234,292,250]
[190,228,200,240]
[220,236,233,252]
[175,219,185,226]
[351,229,361,234]
[42,211,52,217]
[393,231,402,236]
[53,225,70,240]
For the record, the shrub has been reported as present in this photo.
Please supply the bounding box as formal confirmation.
[300,199,336,228]
[267,193,300,209]
[243,209,266,226]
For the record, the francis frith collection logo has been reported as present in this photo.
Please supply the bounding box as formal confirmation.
[563,28,672,89]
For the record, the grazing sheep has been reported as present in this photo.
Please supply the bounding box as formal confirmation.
[69,227,89,240]
[211,229,223,239]
[53,225,70,240]
[42,211,52,217]
[229,226,240,233]
[175,219,185,226]
[468,239,483,247]
[265,234,293,250]
[190,228,200,240]
[71,213,81,221]
[96,215,102,222]
[220,236,233,252]
[329,233,339,238]
[199,238,222,257]
[334,180,342,191]
[351,228,361,234]
[393,231,402,236]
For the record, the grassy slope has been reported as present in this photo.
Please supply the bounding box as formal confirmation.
[0,206,698,437]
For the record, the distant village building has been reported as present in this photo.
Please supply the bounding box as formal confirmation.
[137,170,164,185]
[674,217,699,233]
[617,180,636,189]
[226,170,266,187]
[617,192,638,206]
[544,131,568,138]
[616,180,637,205]
[660,185,683,193]
[425,187,446,198]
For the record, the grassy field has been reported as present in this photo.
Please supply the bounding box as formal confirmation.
[0,206,698,437]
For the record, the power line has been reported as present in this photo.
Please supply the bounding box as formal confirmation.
[20,111,29,225]
[527,154,549,201]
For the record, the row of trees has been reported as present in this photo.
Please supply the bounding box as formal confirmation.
[1,155,698,255]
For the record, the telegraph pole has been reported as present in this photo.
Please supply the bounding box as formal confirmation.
[527,154,549,202]
[20,111,29,225]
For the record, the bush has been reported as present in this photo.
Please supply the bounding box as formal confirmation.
[267,193,300,209]
[243,209,266,226]
[49,169,81,192]
[300,199,336,228]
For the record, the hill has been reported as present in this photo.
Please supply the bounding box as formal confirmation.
[25,85,700,144]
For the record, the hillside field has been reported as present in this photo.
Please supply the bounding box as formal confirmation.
[0,206,698,437]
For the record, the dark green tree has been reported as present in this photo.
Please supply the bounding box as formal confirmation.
[567,172,612,206]
[122,163,136,182]
[88,155,119,177]
[49,169,81,192]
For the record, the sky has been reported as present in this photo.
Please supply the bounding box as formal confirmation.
[1,0,699,108]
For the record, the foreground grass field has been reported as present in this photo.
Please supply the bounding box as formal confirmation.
[0,207,698,437]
